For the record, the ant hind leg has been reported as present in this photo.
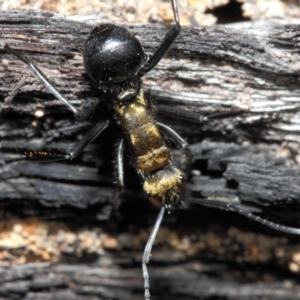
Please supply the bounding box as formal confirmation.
[187,198,300,235]
[157,122,194,162]
[111,138,125,208]
[142,206,166,300]
[156,104,246,124]
[26,120,109,162]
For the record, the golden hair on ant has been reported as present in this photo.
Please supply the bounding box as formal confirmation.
[5,1,300,299]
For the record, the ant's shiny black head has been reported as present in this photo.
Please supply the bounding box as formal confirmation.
[83,24,146,84]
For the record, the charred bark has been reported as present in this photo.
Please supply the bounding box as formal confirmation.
[1,10,300,300]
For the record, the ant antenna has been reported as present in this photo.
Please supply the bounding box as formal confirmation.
[187,198,300,235]
[4,44,78,115]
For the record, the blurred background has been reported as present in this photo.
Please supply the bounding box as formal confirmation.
[1,0,300,25]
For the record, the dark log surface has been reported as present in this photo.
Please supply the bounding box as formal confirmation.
[1,9,300,300]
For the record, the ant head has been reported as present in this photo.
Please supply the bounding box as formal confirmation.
[83,24,147,84]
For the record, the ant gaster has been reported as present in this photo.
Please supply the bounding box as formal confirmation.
[5,1,300,299]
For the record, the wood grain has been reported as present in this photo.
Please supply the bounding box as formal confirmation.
[1,10,300,300]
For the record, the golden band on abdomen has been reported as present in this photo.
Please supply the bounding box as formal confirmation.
[129,124,165,156]
[137,146,171,173]
[115,92,171,174]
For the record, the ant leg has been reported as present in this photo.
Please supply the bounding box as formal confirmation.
[116,138,125,190]
[187,198,300,235]
[157,122,194,162]
[142,206,166,300]
[112,138,125,207]
[26,120,109,162]
[138,0,181,77]
[156,105,246,123]
[67,120,109,159]
[4,44,78,115]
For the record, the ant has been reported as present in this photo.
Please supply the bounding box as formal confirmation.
[4,0,300,299]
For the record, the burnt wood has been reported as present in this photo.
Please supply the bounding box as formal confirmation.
[1,9,300,300]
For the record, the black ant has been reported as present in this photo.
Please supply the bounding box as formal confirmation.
[4,0,300,299]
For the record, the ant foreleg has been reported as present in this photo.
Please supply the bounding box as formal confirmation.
[187,198,300,235]
[138,0,181,76]
[26,120,109,162]
[142,206,166,300]
[157,122,194,162]
[4,44,78,115]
